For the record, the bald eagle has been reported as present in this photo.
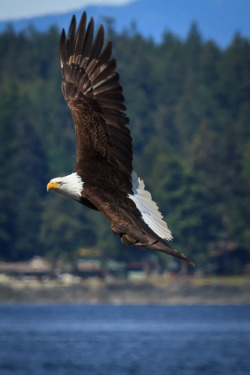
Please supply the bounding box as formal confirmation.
[47,12,194,267]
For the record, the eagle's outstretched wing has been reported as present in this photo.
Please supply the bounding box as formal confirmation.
[60,12,132,192]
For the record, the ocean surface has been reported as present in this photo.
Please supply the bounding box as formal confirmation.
[0,304,249,375]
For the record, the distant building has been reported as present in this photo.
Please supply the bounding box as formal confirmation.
[0,256,51,280]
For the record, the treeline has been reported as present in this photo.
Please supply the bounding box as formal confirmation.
[0,22,249,270]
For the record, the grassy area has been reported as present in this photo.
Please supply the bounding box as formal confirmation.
[192,275,250,287]
[147,274,250,289]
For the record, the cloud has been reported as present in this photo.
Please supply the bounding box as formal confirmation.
[0,0,138,21]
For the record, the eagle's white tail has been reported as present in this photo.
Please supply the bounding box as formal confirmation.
[129,171,173,241]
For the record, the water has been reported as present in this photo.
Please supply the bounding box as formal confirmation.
[0,304,249,375]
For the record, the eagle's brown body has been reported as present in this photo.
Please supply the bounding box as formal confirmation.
[47,12,194,267]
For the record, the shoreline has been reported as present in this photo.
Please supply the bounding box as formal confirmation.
[0,276,250,305]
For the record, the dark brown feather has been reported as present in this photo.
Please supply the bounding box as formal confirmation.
[81,17,94,60]
[75,12,87,57]
[66,16,76,60]
[88,25,104,61]
[59,29,67,69]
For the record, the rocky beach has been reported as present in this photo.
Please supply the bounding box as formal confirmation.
[0,275,249,305]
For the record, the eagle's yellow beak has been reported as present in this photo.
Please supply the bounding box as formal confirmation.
[47,181,60,192]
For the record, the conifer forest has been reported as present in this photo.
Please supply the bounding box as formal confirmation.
[0,21,249,272]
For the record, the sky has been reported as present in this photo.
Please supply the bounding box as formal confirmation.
[0,0,136,21]
[0,0,249,48]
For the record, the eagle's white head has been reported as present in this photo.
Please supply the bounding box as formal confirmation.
[47,172,83,202]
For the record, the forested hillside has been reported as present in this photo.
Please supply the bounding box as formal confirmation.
[0,22,249,270]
